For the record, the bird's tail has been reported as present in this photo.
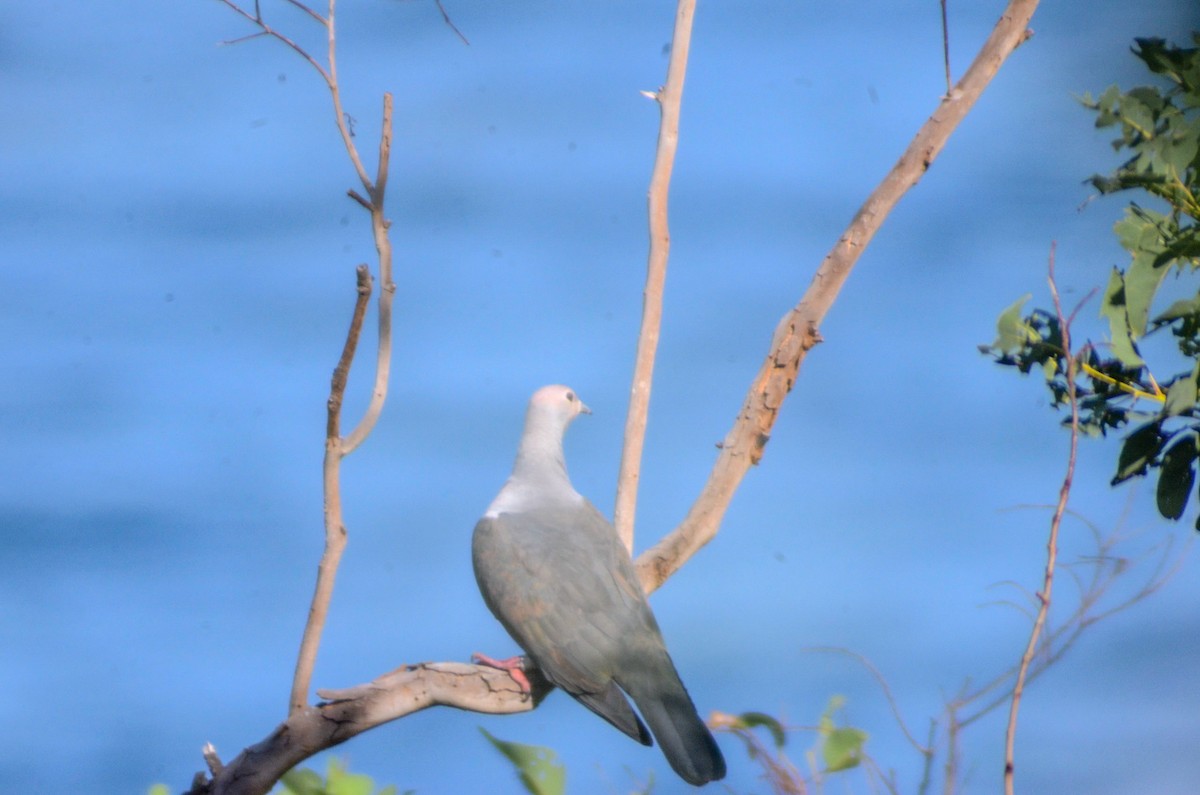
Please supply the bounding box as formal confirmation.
[623,662,726,786]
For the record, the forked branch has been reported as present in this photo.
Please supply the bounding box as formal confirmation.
[288,265,372,715]
[214,0,397,715]
[634,0,1040,593]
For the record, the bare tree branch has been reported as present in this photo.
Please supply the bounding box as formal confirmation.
[433,0,470,46]
[1003,245,1075,794]
[324,1,375,195]
[216,0,331,84]
[187,663,554,795]
[281,0,327,26]
[215,0,398,714]
[614,0,696,553]
[634,0,1041,594]
[289,265,373,714]
[940,0,953,95]
[950,519,1180,732]
[341,92,396,455]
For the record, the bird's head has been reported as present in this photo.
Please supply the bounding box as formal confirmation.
[528,384,591,429]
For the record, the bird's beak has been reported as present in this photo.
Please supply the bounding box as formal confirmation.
[579,401,592,415]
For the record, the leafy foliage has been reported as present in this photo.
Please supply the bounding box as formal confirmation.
[279,758,406,795]
[731,710,789,749]
[983,34,1200,528]
[480,728,566,795]
[814,696,868,774]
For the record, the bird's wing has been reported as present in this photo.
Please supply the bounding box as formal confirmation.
[472,503,660,743]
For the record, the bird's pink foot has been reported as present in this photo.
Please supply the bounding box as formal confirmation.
[472,652,532,693]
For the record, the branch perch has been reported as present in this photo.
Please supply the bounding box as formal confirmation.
[187,663,553,795]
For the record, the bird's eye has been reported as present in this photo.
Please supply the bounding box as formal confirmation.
[565,391,575,402]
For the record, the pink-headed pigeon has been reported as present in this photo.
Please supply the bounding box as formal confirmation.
[471,385,726,786]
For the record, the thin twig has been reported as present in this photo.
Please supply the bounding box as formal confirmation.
[916,719,937,795]
[324,0,375,193]
[940,0,952,95]
[281,0,327,25]
[289,265,373,714]
[634,0,1041,594]
[342,93,396,454]
[216,0,331,83]
[802,646,930,755]
[954,528,1178,730]
[943,704,960,795]
[614,0,696,554]
[434,0,470,46]
[1003,244,1076,794]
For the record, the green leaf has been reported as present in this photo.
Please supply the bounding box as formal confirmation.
[147,786,170,795]
[814,696,867,773]
[326,759,376,795]
[1125,254,1171,338]
[1113,208,1173,337]
[1134,37,1200,90]
[1153,293,1200,324]
[1113,421,1165,485]
[1099,267,1146,366]
[822,727,868,773]
[1163,368,1199,417]
[1121,92,1156,138]
[732,711,788,749]
[480,729,566,795]
[1158,434,1198,520]
[993,293,1033,353]
[280,768,326,795]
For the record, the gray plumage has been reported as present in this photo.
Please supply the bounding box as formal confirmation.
[472,385,725,786]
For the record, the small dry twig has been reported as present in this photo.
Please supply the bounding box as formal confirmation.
[802,646,931,757]
[940,0,952,94]
[1002,245,1075,794]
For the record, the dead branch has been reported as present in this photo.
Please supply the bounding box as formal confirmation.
[614,0,697,555]
[214,0,397,716]
[341,93,396,455]
[634,0,1041,594]
[289,265,373,715]
[185,663,553,795]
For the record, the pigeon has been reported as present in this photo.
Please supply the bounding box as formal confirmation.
[471,384,726,786]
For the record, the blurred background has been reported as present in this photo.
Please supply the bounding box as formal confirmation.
[3,1,1199,792]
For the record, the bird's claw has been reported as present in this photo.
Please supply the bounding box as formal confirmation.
[471,651,533,694]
